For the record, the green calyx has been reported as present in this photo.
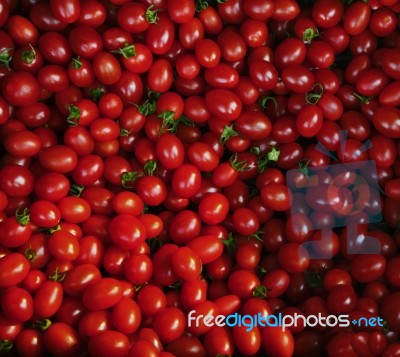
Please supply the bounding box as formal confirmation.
[258,147,280,172]
[220,125,239,144]
[305,83,324,105]
[144,160,157,176]
[24,246,36,262]
[33,319,52,331]
[69,184,84,197]
[48,267,66,282]
[229,153,248,172]
[66,104,81,126]
[121,171,143,188]
[302,27,319,44]
[259,96,278,110]
[146,4,161,24]
[71,56,82,69]
[16,208,30,226]
[21,45,36,64]
[253,285,269,298]
[0,340,13,351]
[90,86,105,101]
[113,43,136,59]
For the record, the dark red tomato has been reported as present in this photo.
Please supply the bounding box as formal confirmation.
[6,15,38,46]
[187,235,223,264]
[78,310,112,340]
[117,2,153,33]
[155,133,185,170]
[217,29,246,63]
[2,71,40,107]
[307,40,335,69]
[48,230,80,261]
[0,312,23,342]
[112,298,141,335]
[71,155,104,186]
[88,331,129,357]
[109,214,146,250]
[272,0,299,21]
[350,254,386,283]
[240,18,268,48]
[232,207,260,236]
[0,165,35,198]
[16,329,45,357]
[197,193,229,225]
[43,323,82,357]
[369,7,397,37]
[235,110,271,140]
[111,71,143,105]
[381,48,400,80]
[379,81,400,107]
[93,52,121,85]
[68,57,95,88]
[205,89,242,121]
[77,0,106,27]
[68,25,102,60]
[282,65,314,94]
[34,280,63,318]
[232,325,261,355]
[0,0,8,27]
[145,13,175,55]
[39,32,72,64]
[147,58,173,93]
[296,105,323,137]
[204,63,239,89]
[112,191,144,217]
[62,264,101,297]
[75,235,104,266]
[343,1,371,35]
[356,68,389,97]
[227,269,260,299]
[30,2,68,32]
[204,327,234,356]
[50,0,80,23]
[167,0,195,23]
[369,135,396,169]
[171,164,201,199]
[373,106,400,138]
[195,39,221,68]
[197,6,222,35]
[15,102,50,129]
[261,183,292,212]
[83,278,122,310]
[187,142,219,172]
[30,200,60,228]
[1,287,33,322]
[249,59,278,91]
[123,254,152,285]
[57,196,91,223]
[243,0,274,21]
[171,247,201,281]
[34,172,70,202]
[274,38,306,69]
[0,253,30,288]
[153,307,185,343]
[262,326,294,357]
[39,145,77,173]
[278,243,310,274]
[312,0,344,28]
[136,176,168,206]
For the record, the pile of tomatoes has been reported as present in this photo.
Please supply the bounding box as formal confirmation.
[1,0,400,356]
